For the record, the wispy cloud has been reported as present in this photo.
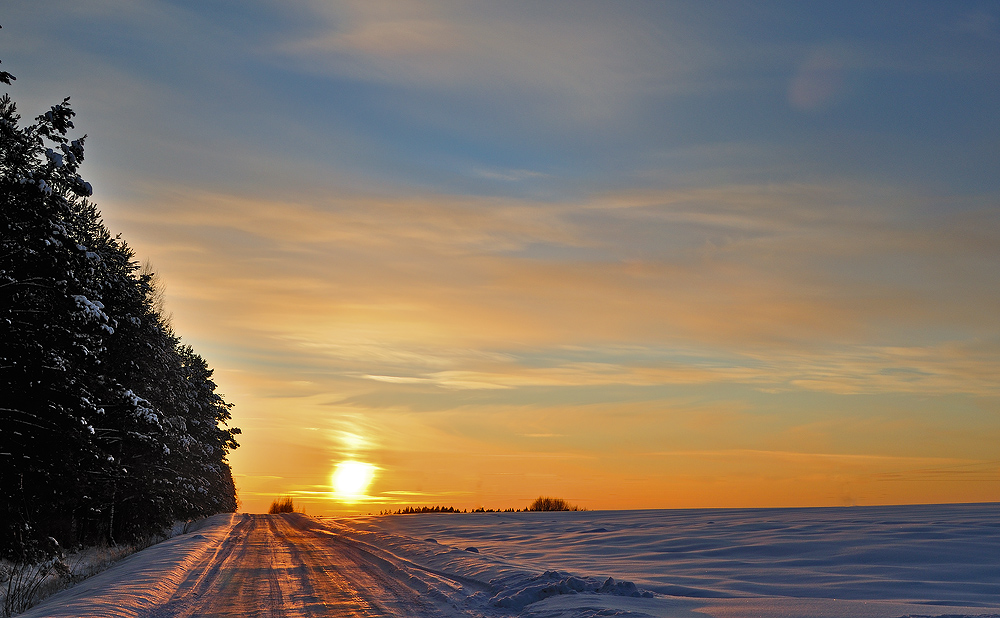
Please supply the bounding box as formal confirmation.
[102,178,1000,402]
[471,167,550,182]
[274,0,706,121]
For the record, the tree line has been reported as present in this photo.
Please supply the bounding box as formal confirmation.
[0,55,240,566]
[378,497,581,515]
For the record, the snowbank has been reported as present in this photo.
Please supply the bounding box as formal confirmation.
[18,513,239,618]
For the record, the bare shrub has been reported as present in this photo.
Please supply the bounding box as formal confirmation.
[268,497,295,514]
[1,529,177,616]
[2,557,68,617]
[527,496,579,511]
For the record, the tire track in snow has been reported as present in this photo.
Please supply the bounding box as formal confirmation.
[149,514,453,618]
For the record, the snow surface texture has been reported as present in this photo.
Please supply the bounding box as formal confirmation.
[16,514,237,618]
[18,504,1000,618]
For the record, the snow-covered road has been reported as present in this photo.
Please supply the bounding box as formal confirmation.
[148,514,448,617]
[22,513,466,618]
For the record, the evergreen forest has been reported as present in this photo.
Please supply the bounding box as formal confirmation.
[0,54,240,566]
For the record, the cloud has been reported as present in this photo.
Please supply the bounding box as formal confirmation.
[472,167,550,182]
[272,0,724,124]
[788,46,849,111]
[349,339,1000,397]
[99,176,1000,402]
[651,449,978,467]
[114,186,581,253]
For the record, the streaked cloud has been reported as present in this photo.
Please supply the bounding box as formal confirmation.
[275,0,718,121]
[102,178,999,401]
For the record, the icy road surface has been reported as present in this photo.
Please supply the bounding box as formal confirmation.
[150,513,450,617]
[20,504,1000,618]
[23,513,458,618]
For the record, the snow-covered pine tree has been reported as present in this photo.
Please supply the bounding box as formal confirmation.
[1,54,239,559]
[95,275,239,541]
[172,345,240,518]
[77,225,175,544]
[0,92,111,557]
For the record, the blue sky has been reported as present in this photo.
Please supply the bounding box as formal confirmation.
[3,1,999,513]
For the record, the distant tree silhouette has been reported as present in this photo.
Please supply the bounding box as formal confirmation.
[527,497,578,511]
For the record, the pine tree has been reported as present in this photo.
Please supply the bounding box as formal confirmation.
[1,52,239,560]
[0,91,110,556]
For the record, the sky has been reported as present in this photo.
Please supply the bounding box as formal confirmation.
[2,1,999,515]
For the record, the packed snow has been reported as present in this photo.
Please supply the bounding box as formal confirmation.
[18,503,1000,617]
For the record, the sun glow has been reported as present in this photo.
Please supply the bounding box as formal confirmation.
[332,461,377,502]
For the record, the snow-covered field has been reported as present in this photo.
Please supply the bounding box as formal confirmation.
[18,503,1000,617]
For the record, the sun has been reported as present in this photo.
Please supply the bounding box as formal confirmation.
[332,461,377,501]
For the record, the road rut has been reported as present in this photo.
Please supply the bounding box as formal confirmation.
[150,514,452,618]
